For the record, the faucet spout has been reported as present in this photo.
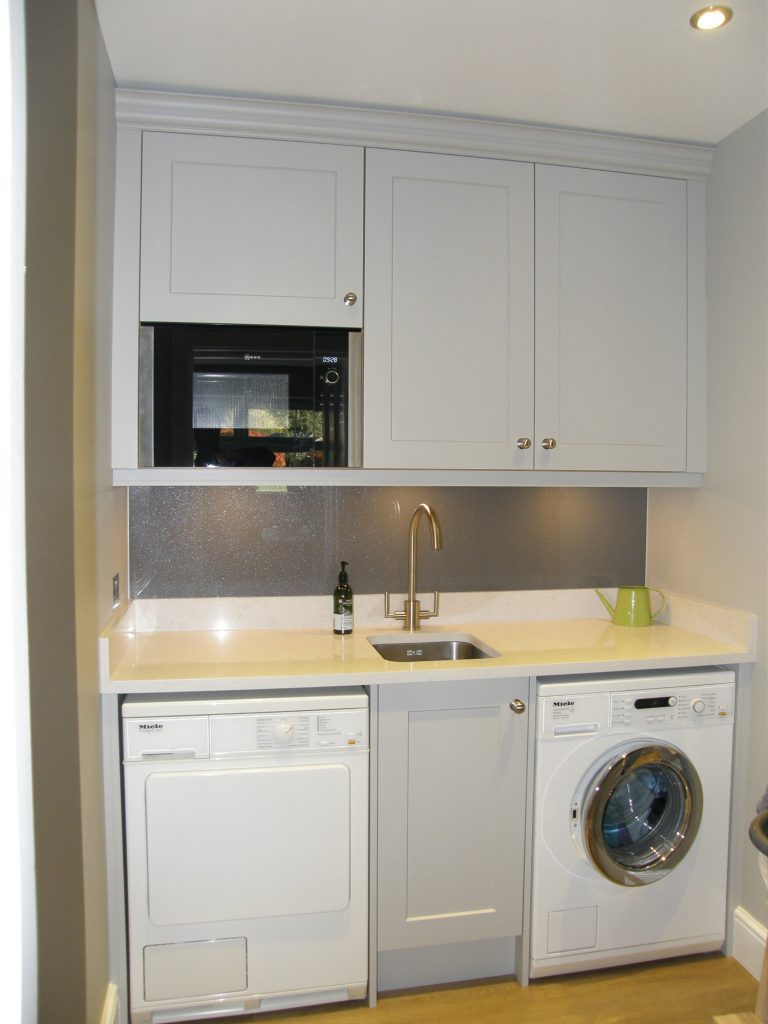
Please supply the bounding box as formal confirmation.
[404,503,442,632]
[407,503,441,601]
[384,503,443,631]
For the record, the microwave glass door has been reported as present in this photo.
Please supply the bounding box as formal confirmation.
[192,373,291,433]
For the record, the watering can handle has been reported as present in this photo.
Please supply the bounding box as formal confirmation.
[650,588,666,621]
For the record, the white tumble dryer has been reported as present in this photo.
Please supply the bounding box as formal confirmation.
[122,688,369,1024]
[529,668,735,979]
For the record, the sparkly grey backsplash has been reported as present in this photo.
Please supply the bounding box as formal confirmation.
[128,487,647,599]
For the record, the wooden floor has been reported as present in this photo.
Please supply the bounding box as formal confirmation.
[221,955,758,1024]
[714,1015,762,1023]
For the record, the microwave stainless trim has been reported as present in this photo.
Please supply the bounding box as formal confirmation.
[138,325,362,469]
[138,325,155,468]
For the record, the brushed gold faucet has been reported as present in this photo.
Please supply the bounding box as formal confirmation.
[385,503,442,631]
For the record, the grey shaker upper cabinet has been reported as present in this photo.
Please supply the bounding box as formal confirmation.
[111,96,706,480]
[363,151,695,473]
[534,165,690,472]
[139,132,364,328]
[363,148,535,470]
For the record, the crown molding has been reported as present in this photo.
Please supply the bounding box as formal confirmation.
[115,88,714,179]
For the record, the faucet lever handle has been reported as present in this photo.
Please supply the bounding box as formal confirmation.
[384,592,406,620]
[384,591,440,623]
[418,591,440,620]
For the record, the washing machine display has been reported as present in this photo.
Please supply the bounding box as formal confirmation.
[530,668,735,979]
[574,741,703,886]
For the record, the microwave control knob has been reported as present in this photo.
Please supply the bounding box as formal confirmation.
[324,369,340,385]
[343,292,358,307]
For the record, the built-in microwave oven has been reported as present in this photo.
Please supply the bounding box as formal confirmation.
[138,323,362,468]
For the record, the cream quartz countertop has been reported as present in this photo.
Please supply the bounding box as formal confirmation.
[100,590,756,694]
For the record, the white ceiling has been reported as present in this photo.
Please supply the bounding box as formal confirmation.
[94,0,767,145]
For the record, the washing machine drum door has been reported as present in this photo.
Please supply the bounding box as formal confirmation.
[580,743,703,887]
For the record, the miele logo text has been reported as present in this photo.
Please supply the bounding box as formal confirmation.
[138,723,164,730]
[553,701,575,707]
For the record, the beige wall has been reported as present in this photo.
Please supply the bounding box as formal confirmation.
[647,111,768,923]
[73,0,124,1019]
[25,0,122,1019]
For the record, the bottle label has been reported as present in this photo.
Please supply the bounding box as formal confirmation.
[334,611,353,633]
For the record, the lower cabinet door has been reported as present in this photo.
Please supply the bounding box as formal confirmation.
[377,678,529,950]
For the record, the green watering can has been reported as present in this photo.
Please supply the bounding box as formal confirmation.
[595,585,666,627]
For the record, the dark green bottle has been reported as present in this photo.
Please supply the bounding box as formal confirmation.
[333,560,353,635]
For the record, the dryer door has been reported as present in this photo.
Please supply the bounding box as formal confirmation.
[580,743,702,887]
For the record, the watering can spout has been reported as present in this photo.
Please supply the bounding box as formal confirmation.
[595,589,615,616]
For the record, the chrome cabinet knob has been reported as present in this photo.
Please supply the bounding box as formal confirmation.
[343,292,358,307]
[509,699,526,715]
[541,437,557,450]
[516,437,532,450]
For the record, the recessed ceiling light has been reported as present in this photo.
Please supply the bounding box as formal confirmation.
[689,5,733,30]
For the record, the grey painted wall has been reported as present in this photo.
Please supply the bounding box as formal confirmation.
[648,111,768,927]
[24,2,121,1021]
[24,0,85,1019]
[130,486,647,598]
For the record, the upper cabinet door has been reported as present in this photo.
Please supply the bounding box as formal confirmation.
[139,133,364,327]
[363,149,534,469]
[534,165,688,471]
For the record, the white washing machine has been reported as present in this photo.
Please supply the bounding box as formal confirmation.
[122,688,369,1024]
[529,668,735,979]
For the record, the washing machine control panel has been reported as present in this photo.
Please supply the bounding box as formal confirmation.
[610,686,733,728]
[537,673,736,738]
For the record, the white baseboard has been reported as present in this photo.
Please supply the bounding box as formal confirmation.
[733,906,768,980]
[99,982,120,1024]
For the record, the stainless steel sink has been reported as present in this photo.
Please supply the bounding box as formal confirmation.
[368,632,500,663]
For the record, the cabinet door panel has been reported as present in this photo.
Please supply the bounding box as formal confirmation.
[140,133,363,328]
[535,165,688,470]
[364,150,534,469]
[406,705,502,919]
[378,679,529,950]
